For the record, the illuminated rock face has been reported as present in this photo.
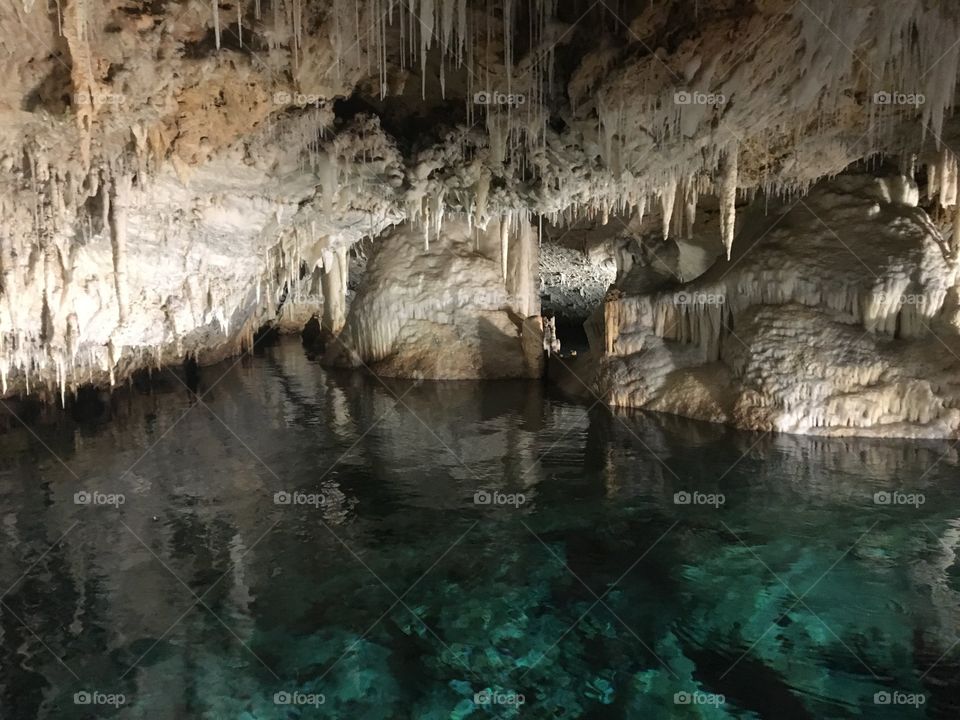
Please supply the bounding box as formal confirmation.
[596,176,960,438]
[3,1,960,435]
[324,219,543,380]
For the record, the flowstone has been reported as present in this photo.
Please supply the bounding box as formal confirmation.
[324,219,543,380]
[596,175,960,438]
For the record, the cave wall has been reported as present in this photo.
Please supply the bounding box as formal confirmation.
[3,0,960,438]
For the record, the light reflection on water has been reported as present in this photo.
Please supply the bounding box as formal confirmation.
[0,338,958,719]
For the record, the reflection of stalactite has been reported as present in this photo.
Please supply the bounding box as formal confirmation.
[910,521,960,655]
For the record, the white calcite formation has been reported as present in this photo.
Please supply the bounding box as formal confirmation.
[597,175,960,438]
[0,107,404,400]
[3,0,960,440]
[325,218,542,379]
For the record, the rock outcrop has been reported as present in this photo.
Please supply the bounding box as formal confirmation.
[596,175,960,437]
[325,219,542,379]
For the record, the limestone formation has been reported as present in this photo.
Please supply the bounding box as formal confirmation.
[2,1,960,436]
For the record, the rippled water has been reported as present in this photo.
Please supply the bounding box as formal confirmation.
[1,339,959,719]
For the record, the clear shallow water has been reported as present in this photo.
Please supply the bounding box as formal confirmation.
[1,339,959,719]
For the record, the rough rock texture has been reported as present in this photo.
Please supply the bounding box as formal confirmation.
[0,104,404,400]
[325,219,542,379]
[539,242,615,322]
[597,175,960,437]
[3,0,960,438]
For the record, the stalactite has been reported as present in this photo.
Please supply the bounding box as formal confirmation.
[953,204,960,258]
[213,0,221,50]
[337,245,349,310]
[319,150,338,216]
[420,0,436,99]
[321,247,346,335]
[474,169,491,227]
[719,146,739,260]
[660,181,677,241]
[939,149,958,208]
[500,217,510,281]
[684,182,698,241]
[929,159,941,201]
[110,175,131,323]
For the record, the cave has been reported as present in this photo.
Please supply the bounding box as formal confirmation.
[2,1,960,717]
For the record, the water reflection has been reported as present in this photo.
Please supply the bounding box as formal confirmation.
[0,339,958,718]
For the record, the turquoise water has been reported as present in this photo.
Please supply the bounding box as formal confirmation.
[1,339,959,719]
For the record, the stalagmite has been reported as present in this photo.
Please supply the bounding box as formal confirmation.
[719,147,739,260]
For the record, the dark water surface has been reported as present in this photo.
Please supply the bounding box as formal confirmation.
[1,339,959,719]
